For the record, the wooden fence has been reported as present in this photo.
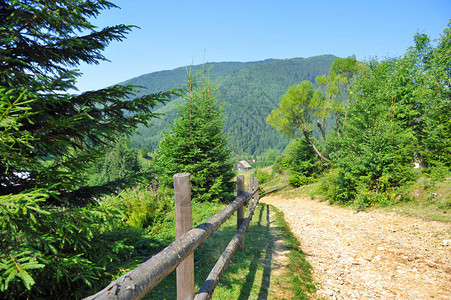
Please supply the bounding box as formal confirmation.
[259,175,289,196]
[85,173,260,300]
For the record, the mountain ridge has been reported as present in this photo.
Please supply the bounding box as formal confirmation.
[125,55,337,157]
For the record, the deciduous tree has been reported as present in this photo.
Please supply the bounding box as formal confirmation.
[266,80,330,162]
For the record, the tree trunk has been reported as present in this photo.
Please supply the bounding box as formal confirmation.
[317,120,327,142]
[303,131,330,162]
[335,114,341,138]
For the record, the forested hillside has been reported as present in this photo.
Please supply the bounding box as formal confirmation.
[128,55,336,156]
[119,60,275,99]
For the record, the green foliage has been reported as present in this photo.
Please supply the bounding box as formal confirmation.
[254,167,272,185]
[267,80,330,162]
[118,188,172,229]
[327,58,416,203]
[0,0,174,202]
[412,25,451,168]
[0,1,174,295]
[289,174,315,187]
[155,70,236,202]
[261,148,280,166]
[140,146,149,159]
[0,185,176,298]
[0,190,141,298]
[324,23,451,205]
[88,137,141,187]
[426,164,449,182]
[267,81,316,137]
[285,138,322,175]
[315,56,358,139]
[275,138,322,187]
[249,148,280,168]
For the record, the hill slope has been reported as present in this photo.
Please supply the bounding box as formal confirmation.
[127,55,336,156]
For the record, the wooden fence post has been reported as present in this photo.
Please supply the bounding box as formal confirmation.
[248,173,254,214]
[254,177,259,207]
[237,175,245,249]
[174,173,194,300]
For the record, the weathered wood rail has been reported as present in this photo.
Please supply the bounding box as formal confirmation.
[85,173,260,300]
[260,176,289,195]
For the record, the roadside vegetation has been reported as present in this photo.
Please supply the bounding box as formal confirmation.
[266,23,450,216]
[267,175,450,223]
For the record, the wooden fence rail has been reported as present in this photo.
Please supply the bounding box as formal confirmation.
[260,175,289,195]
[195,177,260,300]
[85,174,259,300]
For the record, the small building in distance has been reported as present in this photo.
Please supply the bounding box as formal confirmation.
[236,160,252,172]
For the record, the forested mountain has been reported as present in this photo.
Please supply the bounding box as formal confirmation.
[128,55,336,156]
[120,60,275,98]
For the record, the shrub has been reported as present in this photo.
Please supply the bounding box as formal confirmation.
[289,173,315,187]
[255,167,272,185]
[118,187,172,229]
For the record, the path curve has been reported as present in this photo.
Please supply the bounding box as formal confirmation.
[262,195,451,299]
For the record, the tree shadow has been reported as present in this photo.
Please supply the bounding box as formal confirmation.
[144,203,277,299]
[237,204,274,300]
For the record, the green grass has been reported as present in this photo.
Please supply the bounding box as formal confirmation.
[268,204,317,299]
[379,175,451,222]
[88,198,315,299]
[236,165,287,189]
[145,203,275,299]
[144,202,315,299]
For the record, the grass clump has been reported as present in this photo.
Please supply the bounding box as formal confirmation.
[269,204,316,299]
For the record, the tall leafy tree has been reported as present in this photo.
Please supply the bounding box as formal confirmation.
[315,56,358,139]
[266,80,330,162]
[0,1,173,297]
[155,70,235,202]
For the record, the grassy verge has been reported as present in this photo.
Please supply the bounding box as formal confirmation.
[267,204,317,300]
[269,171,450,223]
[379,175,451,222]
[91,199,315,299]
[237,165,287,188]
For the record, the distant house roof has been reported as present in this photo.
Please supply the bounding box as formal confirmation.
[237,160,252,169]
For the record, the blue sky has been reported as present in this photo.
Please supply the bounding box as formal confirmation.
[75,0,451,92]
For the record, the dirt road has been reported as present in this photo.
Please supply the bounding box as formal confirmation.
[262,195,451,299]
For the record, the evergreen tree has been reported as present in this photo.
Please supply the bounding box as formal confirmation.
[0,1,173,296]
[410,26,451,168]
[327,59,416,203]
[274,137,323,186]
[88,137,141,187]
[155,70,235,202]
[0,0,174,202]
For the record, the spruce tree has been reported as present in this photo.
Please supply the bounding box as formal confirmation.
[0,1,173,296]
[0,0,174,202]
[155,70,235,202]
